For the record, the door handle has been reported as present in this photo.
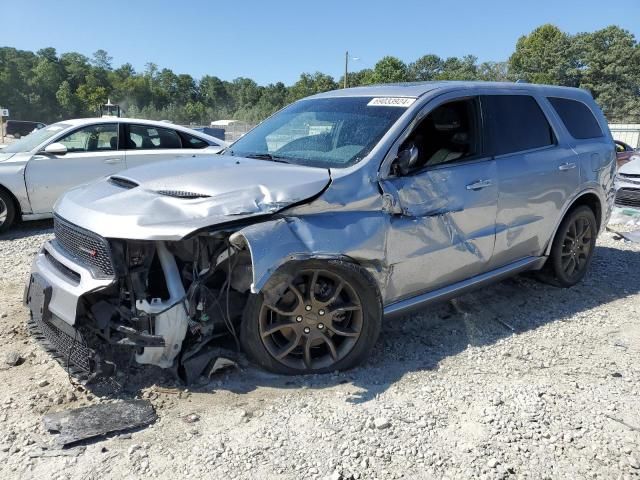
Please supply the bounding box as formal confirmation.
[104,158,122,164]
[559,162,577,171]
[466,179,492,191]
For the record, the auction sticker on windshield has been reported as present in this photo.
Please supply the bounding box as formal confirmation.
[367,97,416,107]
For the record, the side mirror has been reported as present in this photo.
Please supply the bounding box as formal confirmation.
[43,143,68,155]
[392,143,420,176]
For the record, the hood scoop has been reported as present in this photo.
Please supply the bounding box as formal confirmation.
[109,176,139,189]
[156,190,211,199]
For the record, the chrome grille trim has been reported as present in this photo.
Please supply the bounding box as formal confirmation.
[614,188,640,209]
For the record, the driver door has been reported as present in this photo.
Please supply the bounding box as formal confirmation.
[380,95,498,302]
[25,123,124,213]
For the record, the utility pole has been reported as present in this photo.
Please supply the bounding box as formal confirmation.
[344,51,348,89]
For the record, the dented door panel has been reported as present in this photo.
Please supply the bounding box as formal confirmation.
[381,159,498,301]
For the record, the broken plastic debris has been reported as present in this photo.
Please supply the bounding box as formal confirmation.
[43,400,156,447]
[208,357,239,377]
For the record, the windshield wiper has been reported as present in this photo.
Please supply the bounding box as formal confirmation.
[244,152,290,164]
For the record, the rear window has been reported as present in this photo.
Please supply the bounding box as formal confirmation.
[178,132,211,149]
[547,97,603,140]
[483,95,555,156]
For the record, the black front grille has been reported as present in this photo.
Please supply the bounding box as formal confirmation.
[615,188,640,208]
[53,216,114,277]
[28,313,94,377]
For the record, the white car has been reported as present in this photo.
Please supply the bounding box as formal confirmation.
[0,118,227,231]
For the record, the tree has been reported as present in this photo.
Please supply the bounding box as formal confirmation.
[576,26,640,120]
[92,49,113,70]
[288,72,337,102]
[368,56,409,84]
[509,24,580,86]
[408,54,443,81]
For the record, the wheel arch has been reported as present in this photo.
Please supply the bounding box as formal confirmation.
[229,217,387,300]
[544,189,604,257]
[0,183,22,217]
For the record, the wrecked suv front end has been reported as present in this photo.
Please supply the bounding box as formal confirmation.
[24,154,333,382]
[24,93,416,381]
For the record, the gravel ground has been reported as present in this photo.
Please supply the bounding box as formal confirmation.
[1,220,639,480]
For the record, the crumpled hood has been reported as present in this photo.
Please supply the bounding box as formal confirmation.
[55,155,331,240]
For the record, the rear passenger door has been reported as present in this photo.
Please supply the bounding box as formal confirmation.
[483,94,580,269]
[123,123,194,169]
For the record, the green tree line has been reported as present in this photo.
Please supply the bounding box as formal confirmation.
[1,24,639,125]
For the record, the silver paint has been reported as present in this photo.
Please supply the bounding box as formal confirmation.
[30,81,615,332]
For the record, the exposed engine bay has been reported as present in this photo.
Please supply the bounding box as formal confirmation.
[74,229,254,382]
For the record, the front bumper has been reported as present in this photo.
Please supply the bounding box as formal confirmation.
[26,240,115,326]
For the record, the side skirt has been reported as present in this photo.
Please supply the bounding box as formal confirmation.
[383,256,547,318]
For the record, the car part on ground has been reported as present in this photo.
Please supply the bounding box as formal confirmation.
[43,400,156,447]
[24,82,615,381]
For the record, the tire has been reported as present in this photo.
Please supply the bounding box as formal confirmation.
[241,259,382,375]
[540,206,597,288]
[0,189,16,233]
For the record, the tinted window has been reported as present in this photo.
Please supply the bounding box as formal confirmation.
[483,95,555,156]
[179,132,210,149]
[398,97,480,174]
[547,97,603,139]
[127,125,183,149]
[58,124,118,152]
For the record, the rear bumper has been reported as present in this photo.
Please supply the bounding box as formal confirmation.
[26,240,115,325]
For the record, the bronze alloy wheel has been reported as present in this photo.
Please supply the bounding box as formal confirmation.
[258,269,363,371]
[560,215,593,280]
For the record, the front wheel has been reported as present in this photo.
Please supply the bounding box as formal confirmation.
[542,206,597,287]
[0,189,16,233]
[240,260,382,375]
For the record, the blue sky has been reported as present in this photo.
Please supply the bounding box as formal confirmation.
[4,0,640,85]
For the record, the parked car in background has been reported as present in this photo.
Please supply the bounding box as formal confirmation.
[614,155,640,210]
[614,140,638,168]
[6,120,46,138]
[24,82,615,382]
[0,118,227,231]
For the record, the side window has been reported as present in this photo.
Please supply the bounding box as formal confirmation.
[396,97,480,174]
[547,97,603,140]
[178,132,211,149]
[127,125,183,150]
[483,95,555,156]
[57,124,118,153]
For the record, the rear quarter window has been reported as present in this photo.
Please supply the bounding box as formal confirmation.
[178,132,211,149]
[547,97,603,140]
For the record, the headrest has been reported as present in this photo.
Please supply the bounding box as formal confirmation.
[431,107,462,131]
[451,132,469,145]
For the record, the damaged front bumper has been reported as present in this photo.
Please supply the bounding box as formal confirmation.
[25,241,167,381]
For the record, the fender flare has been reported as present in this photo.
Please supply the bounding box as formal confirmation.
[230,218,354,293]
[543,186,606,257]
[229,215,389,295]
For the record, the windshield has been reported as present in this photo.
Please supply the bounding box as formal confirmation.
[2,123,71,153]
[229,97,411,168]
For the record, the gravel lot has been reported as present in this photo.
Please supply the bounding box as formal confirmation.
[1,220,639,479]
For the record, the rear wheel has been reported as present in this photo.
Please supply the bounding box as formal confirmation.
[0,189,16,233]
[542,206,597,287]
[241,260,381,374]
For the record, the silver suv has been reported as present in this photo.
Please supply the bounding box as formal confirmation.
[24,82,615,380]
